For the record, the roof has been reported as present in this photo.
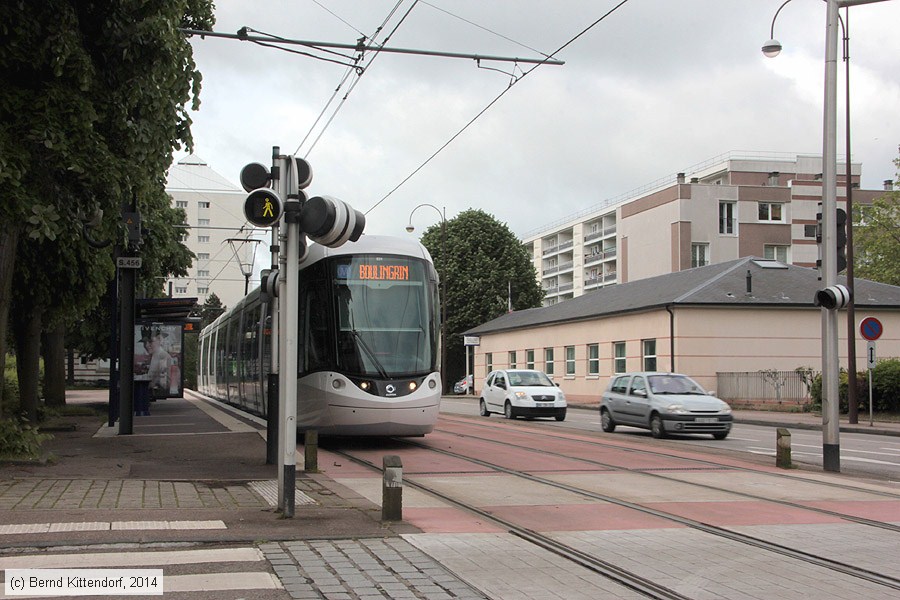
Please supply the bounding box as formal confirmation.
[465,257,900,336]
[165,154,242,193]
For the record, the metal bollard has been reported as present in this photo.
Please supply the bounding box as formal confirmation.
[382,455,403,522]
[776,428,792,468]
[304,430,318,472]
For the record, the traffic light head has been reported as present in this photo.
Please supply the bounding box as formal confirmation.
[814,284,850,310]
[836,208,847,272]
[299,195,365,248]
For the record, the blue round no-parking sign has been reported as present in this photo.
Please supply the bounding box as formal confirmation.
[860,317,883,341]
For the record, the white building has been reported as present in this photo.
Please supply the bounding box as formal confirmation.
[522,152,893,306]
[165,155,266,310]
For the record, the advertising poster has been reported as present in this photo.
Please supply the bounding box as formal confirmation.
[134,322,183,399]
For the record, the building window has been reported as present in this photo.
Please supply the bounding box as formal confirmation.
[642,339,657,372]
[545,347,554,375]
[486,353,493,375]
[508,350,516,369]
[198,218,210,226]
[565,346,575,376]
[719,201,736,235]
[765,245,789,263]
[613,341,626,374]
[198,253,210,260]
[175,200,188,208]
[526,349,534,370]
[587,344,599,376]
[199,201,210,209]
[758,202,784,222]
[198,287,209,294]
[197,269,210,277]
[175,286,188,294]
[198,235,210,243]
[691,243,710,268]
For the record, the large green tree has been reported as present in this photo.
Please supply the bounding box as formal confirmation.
[419,209,544,389]
[0,0,214,418]
[854,151,900,286]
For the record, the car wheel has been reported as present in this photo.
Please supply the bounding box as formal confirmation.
[504,401,516,420]
[600,408,616,432]
[479,399,490,417]
[650,414,667,439]
[555,409,566,422]
[712,431,729,440]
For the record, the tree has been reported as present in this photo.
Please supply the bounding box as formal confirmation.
[419,209,543,386]
[199,293,227,328]
[0,0,214,418]
[854,151,900,286]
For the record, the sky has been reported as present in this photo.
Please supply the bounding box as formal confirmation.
[175,0,900,240]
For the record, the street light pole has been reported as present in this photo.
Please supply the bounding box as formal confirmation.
[406,204,448,395]
[764,0,889,471]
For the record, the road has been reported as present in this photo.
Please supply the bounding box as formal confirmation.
[440,395,900,482]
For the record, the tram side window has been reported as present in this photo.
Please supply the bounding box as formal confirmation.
[299,283,330,374]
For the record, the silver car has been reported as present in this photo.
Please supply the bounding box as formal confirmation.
[600,372,732,439]
[480,369,567,421]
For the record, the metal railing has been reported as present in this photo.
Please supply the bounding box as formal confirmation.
[716,370,814,404]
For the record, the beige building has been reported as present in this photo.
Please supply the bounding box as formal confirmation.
[165,155,264,310]
[464,257,900,405]
[523,152,893,306]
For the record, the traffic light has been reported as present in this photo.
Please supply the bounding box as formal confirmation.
[299,195,366,248]
[836,208,847,272]
[814,284,850,310]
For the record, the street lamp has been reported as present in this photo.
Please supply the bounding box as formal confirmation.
[406,204,448,395]
[763,0,889,472]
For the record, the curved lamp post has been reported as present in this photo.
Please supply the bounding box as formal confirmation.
[406,204,448,394]
[763,0,889,471]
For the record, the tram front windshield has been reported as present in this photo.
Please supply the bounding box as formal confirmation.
[332,255,437,378]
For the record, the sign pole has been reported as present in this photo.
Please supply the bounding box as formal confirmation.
[859,317,883,428]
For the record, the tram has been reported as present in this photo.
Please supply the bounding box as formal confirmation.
[197,235,442,436]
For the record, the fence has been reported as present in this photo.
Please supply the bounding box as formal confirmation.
[716,370,815,408]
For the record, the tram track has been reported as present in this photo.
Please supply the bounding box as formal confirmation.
[439,413,900,501]
[330,420,900,597]
[434,416,900,533]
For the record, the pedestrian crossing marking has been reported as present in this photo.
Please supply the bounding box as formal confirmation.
[0,520,226,536]
[0,547,263,570]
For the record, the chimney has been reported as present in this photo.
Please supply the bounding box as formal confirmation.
[677,172,685,184]
[690,177,699,184]
[768,171,780,186]
[885,180,895,191]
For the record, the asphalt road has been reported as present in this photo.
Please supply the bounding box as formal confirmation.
[440,395,900,482]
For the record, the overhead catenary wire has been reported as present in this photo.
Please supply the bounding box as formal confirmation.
[365,0,633,216]
[297,0,421,157]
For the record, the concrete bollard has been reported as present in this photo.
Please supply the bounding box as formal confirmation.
[382,455,403,522]
[776,427,792,469]
[304,430,318,472]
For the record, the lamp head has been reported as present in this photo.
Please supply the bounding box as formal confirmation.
[405,225,415,233]
[762,39,782,58]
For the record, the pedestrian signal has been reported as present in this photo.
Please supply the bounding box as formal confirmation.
[244,188,282,227]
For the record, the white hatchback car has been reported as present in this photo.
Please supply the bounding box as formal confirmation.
[600,372,732,439]
[480,369,567,421]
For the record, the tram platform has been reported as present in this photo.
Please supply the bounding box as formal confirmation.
[1,389,898,599]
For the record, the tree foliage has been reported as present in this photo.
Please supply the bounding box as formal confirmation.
[854,151,900,286]
[0,0,214,416]
[419,209,543,384]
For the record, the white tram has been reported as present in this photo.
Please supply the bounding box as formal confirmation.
[197,235,442,436]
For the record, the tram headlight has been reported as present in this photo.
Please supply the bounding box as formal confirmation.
[332,379,345,390]
[360,381,370,391]
[409,381,418,392]
[428,379,436,389]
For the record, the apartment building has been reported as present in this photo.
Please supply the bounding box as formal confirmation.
[523,152,893,306]
[165,155,264,310]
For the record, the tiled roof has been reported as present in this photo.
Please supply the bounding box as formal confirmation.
[466,258,900,335]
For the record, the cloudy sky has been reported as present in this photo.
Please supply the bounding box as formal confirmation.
[177,0,900,239]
